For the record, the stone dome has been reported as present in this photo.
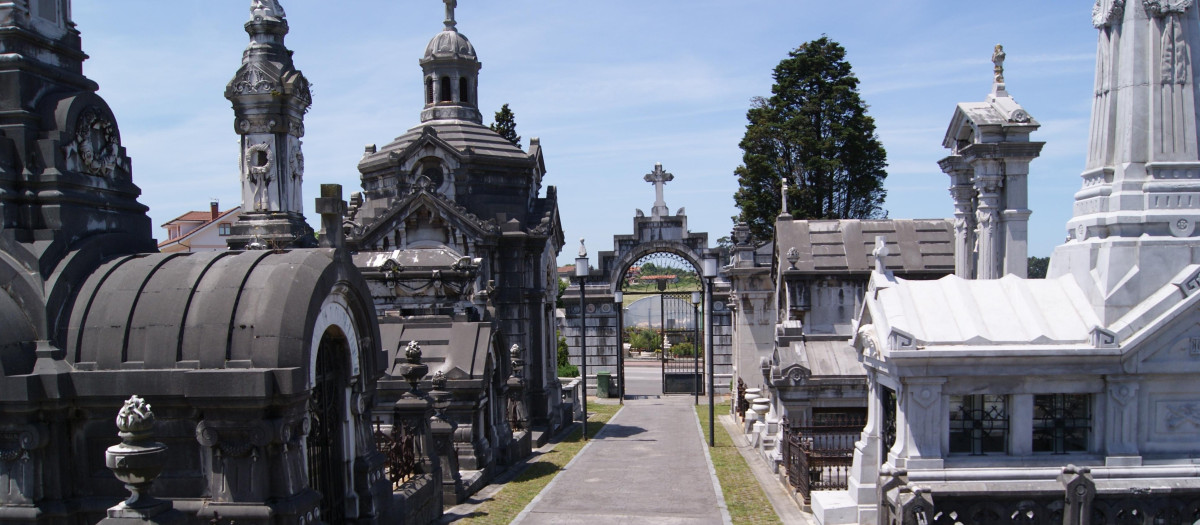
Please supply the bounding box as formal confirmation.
[424,29,476,61]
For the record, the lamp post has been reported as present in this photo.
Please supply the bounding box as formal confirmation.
[575,239,589,441]
[692,291,701,406]
[615,290,624,405]
[703,252,718,447]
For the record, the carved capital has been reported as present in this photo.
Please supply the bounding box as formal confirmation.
[1143,0,1192,18]
[1094,0,1126,27]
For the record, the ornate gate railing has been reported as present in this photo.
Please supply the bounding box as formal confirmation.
[374,419,420,490]
[782,413,864,505]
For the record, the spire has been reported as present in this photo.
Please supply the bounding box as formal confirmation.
[224,0,315,249]
[444,0,457,31]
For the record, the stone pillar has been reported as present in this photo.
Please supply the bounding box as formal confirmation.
[1104,376,1140,463]
[846,370,881,504]
[1001,159,1032,278]
[974,171,1003,280]
[940,157,977,279]
[1009,394,1034,456]
[894,377,945,470]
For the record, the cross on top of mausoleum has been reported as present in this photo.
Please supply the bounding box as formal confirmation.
[644,163,674,219]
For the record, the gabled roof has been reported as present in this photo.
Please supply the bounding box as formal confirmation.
[775,218,954,275]
[158,206,241,248]
[871,273,1100,348]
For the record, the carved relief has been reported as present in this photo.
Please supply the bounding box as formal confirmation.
[245,142,274,211]
[63,107,122,178]
[1164,403,1200,430]
[231,66,277,95]
[1094,0,1126,28]
[889,328,915,350]
[1173,266,1200,296]
[1146,0,1193,84]
[1091,326,1119,348]
[0,424,45,505]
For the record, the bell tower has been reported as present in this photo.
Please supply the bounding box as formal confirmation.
[224,0,315,249]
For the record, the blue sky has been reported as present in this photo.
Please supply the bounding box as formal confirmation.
[72,2,1097,264]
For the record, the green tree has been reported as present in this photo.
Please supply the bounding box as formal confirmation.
[733,36,888,240]
[557,335,578,377]
[1027,256,1049,279]
[489,103,521,148]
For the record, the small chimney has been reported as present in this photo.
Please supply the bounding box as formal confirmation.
[210,201,219,221]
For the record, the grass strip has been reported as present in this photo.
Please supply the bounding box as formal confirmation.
[697,403,784,525]
[454,402,621,524]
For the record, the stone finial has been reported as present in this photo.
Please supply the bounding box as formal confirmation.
[781,179,790,215]
[577,237,587,258]
[786,247,800,270]
[105,396,172,519]
[443,0,457,30]
[398,341,429,395]
[250,0,286,22]
[871,235,890,274]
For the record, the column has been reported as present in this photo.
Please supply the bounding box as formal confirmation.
[895,377,946,470]
[974,169,1003,280]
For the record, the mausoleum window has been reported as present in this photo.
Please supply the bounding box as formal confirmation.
[1032,394,1091,454]
[440,76,452,102]
[459,78,470,103]
[425,77,434,104]
[949,394,1008,455]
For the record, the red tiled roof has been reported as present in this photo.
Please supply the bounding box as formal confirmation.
[158,207,240,247]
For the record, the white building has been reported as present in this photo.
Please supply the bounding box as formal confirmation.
[816,4,1200,524]
[157,202,241,252]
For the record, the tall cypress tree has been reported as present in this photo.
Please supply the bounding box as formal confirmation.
[733,37,888,240]
[489,103,521,148]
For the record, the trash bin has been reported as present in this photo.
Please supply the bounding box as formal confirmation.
[596,371,611,398]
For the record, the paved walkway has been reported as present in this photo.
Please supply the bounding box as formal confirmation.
[512,395,731,524]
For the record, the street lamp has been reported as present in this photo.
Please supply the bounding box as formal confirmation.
[575,239,589,441]
[703,252,719,447]
[692,291,701,406]
[614,290,624,405]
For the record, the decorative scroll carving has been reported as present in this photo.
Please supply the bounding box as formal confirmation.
[245,142,274,211]
[1091,326,1119,348]
[889,328,915,350]
[64,107,121,178]
[1174,266,1200,296]
[231,66,277,95]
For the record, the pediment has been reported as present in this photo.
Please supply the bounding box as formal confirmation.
[354,188,496,249]
[1131,316,1200,374]
[392,126,464,169]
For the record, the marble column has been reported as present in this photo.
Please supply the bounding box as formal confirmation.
[974,171,1003,280]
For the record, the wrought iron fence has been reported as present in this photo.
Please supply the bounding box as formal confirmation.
[782,414,864,504]
[374,419,420,489]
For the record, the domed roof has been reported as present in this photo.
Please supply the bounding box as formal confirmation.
[424,29,476,61]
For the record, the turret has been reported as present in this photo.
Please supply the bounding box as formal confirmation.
[224,0,314,249]
[419,0,483,124]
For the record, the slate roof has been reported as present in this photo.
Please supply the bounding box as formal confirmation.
[775,219,954,275]
[798,340,867,376]
[354,248,467,270]
[380,318,494,380]
[371,120,527,162]
[874,274,1099,347]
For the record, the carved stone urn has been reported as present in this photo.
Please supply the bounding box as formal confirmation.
[104,395,171,518]
[398,340,429,396]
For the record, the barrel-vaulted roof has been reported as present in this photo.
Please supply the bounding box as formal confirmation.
[63,249,382,395]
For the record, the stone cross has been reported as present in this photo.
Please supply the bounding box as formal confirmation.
[644,163,674,219]
[315,184,347,249]
[444,0,457,30]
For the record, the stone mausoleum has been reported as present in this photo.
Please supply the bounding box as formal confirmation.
[815,3,1200,523]
[0,1,394,524]
[341,0,565,503]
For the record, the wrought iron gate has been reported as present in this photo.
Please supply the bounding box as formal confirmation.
[308,331,348,525]
[658,292,703,395]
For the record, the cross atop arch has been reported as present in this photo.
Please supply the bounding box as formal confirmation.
[644,163,674,219]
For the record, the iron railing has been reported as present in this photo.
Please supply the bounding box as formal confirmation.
[782,414,864,504]
[374,419,419,489]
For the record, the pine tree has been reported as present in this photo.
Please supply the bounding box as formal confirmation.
[733,37,888,240]
[489,103,521,148]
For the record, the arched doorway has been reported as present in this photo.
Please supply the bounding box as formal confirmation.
[308,328,350,525]
[618,251,704,398]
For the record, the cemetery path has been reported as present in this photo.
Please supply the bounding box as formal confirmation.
[513,395,731,524]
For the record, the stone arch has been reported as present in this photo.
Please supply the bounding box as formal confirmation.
[608,240,705,294]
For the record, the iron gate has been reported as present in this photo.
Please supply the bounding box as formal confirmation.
[308,331,348,525]
[658,292,703,395]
